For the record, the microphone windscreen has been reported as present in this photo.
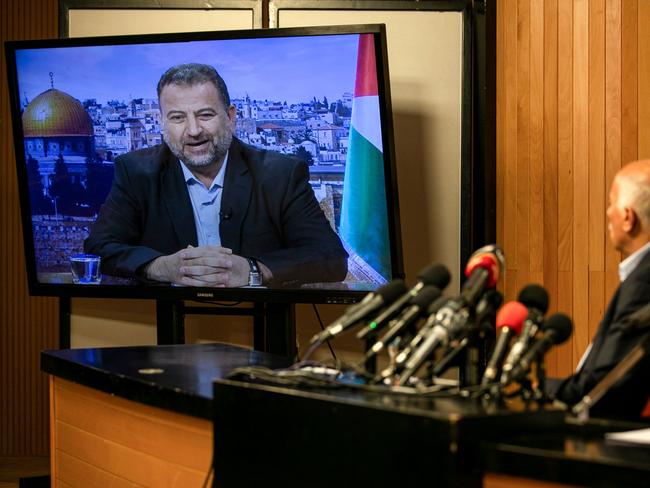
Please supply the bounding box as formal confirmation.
[475,289,504,328]
[377,279,408,303]
[409,285,441,308]
[426,295,448,315]
[417,264,451,290]
[518,284,549,314]
[495,301,528,334]
[543,313,573,344]
[464,244,505,287]
[465,253,500,287]
[481,289,504,310]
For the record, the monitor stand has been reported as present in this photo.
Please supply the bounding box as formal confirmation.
[58,297,297,359]
[156,299,297,358]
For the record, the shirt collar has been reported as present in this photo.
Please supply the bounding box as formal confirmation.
[619,241,650,282]
[179,150,229,190]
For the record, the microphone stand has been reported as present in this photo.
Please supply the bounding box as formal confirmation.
[432,337,469,379]
[534,356,548,403]
[363,332,378,374]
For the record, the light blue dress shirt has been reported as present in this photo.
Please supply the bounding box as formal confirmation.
[618,240,650,282]
[179,153,228,247]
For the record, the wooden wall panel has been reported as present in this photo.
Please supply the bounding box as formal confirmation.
[556,0,574,372]
[572,0,590,370]
[496,0,506,252]
[614,0,635,308]
[529,0,544,285]
[502,0,518,284]
[497,0,644,376]
[542,0,559,376]
[1,0,60,456]
[621,0,638,167]
[605,0,623,318]
[556,0,573,276]
[638,1,650,159]
[587,0,606,350]
[515,0,531,292]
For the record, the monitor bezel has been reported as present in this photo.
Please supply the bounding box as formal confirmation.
[5,23,404,304]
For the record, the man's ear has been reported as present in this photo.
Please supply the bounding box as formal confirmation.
[623,207,639,234]
[227,105,237,131]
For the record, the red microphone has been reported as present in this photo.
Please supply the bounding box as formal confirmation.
[461,244,505,308]
[482,301,528,384]
[465,254,500,287]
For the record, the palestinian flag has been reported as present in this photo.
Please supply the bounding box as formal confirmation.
[340,34,391,280]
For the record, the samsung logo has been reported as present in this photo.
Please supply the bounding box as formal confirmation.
[196,292,214,298]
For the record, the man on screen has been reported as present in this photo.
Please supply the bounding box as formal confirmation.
[85,63,348,287]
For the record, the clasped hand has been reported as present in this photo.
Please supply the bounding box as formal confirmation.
[145,245,249,287]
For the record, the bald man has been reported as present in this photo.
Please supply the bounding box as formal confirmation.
[551,160,650,419]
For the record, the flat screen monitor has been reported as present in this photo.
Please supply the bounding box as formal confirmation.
[5,24,403,303]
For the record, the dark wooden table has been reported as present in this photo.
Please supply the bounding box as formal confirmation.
[211,378,565,488]
[41,343,291,486]
[42,342,291,419]
[482,417,650,488]
[41,344,650,488]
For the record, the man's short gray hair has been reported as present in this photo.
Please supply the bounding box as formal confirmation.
[157,63,231,108]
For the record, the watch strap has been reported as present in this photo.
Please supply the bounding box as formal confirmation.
[245,257,262,286]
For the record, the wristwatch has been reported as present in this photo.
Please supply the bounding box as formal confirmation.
[245,258,262,286]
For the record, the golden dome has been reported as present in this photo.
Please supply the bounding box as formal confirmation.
[22,88,93,137]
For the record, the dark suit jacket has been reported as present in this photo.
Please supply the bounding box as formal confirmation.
[552,249,650,419]
[84,138,348,286]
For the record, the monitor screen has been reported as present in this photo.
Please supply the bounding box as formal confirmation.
[5,24,403,303]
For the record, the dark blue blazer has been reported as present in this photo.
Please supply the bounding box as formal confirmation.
[85,138,348,286]
[553,249,650,419]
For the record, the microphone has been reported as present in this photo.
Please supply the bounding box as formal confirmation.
[460,244,505,308]
[518,283,549,313]
[363,285,441,361]
[356,263,450,340]
[425,245,505,340]
[394,245,506,386]
[500,284,549,384]
[392,295,450,369]
[395,300,467,386]
[505,313,573,384]
[309,280,407,345]
[481,301,527,385]
[392,291,501,378]
[472,289,505,338]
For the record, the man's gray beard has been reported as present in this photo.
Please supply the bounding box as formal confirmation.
[165,131,232,168]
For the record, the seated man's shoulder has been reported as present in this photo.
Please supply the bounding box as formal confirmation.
[623,252,650,294]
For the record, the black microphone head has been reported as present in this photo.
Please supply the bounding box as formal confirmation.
[478,289,504,312]
[417,263,451,290]
[376,279,408,303]
[427,295,448,315]
[409,285,441,308]
[518,284,549,314]
[543,313,573,344]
